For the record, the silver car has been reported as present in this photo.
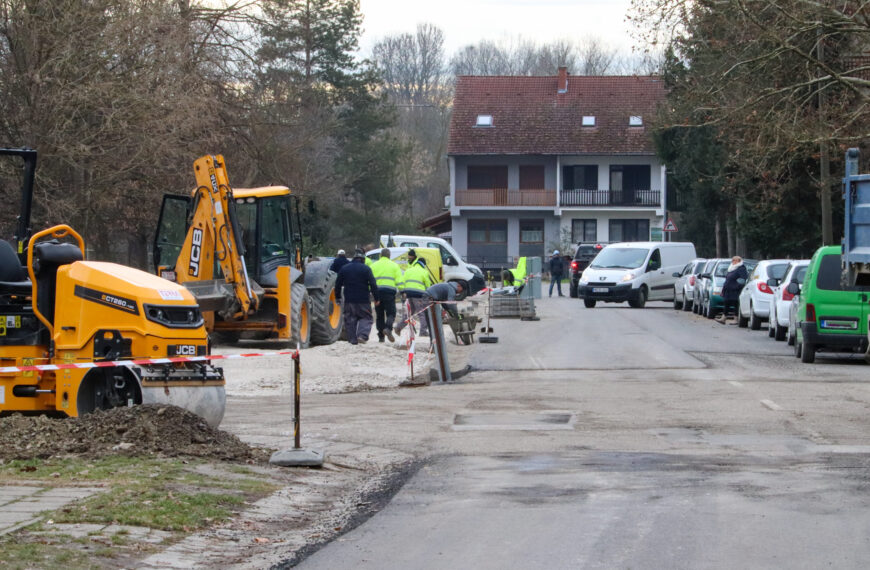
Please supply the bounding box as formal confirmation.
[769,260,809,341]
[672,258,707,312]
[692,259,722,315]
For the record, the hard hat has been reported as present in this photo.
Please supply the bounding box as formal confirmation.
[553,250,560,255]
[337,249,346,256]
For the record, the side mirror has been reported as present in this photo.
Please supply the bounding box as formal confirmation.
[786,282,800,295]
[699,273,710,279]
[766,278,779,287]
[445,255,458,266]
[672,272,681,278]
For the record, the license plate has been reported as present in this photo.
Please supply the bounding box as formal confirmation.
[592,287,609,293]
[821,320,856,330]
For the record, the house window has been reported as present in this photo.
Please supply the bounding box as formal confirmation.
[467,165,508,189]
[476,115,493,126]
[571,219,597,243]
[629,115,643,126]
[609,219,650,242]
[609,165,651,191]
[520,220,544,244]
[563,165,598,190]
[519,165,545,190]
[469,220,507,244]
[582,116,596,126]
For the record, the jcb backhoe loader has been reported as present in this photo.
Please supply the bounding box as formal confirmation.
[0,148,225,427]
[153,155,342,346]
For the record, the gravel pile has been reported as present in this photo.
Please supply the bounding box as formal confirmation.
[0,405,270,462]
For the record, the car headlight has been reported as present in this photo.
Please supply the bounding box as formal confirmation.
[713,287,722,295]
[621,272,636,282]
[579,270,589,284]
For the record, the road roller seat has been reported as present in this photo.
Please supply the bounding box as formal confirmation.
[32,240,82,325]
[0,239,31,296]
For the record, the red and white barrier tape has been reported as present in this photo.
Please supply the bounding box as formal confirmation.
[0,349,299,374]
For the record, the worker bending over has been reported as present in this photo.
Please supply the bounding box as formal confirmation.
[423,280,468,320]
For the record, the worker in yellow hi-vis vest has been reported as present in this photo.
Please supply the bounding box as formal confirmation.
[503,257,527,287]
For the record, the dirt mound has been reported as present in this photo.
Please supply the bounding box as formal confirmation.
[0,405,270,463]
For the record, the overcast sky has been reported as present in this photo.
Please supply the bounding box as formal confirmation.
[358,0,637,58]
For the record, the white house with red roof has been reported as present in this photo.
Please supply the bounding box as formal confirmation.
[447,67,668,269]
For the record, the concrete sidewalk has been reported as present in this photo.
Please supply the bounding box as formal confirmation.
[0,486,103,536]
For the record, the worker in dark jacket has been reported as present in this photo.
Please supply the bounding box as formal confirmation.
[329,249,349,273]
[719,256,748,323]
[548,249,565,297]
[335,249,379,344]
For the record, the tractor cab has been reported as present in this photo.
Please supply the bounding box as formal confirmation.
[154,186,302,287]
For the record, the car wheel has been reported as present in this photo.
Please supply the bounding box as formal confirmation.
[801,338,816,363]
[583,299,596,308]
[787,325,796,346]
[706,297,715,319]
[628,286,647,309]
[794,333,802,357]
[673,294,682,310]
[774,323,786,341]
[749,304,761,330]
[692,298,699,314]
[768,322,775,337]
[569,282,578,299]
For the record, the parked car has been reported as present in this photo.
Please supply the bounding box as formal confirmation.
[769,260,810,341]
[569,243,605,298]
[793,245,869,363]
[577,242,697,308]
[737,259,791,329]
[702,258,758,319]
[672,258,707,311]
[692,259,721,314]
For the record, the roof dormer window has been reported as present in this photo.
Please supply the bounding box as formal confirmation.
[582,116,596,127]
[476,115,493,127]
[629,115,643,126]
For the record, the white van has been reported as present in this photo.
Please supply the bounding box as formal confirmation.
[577,241,697,308]
[379,234,485,294]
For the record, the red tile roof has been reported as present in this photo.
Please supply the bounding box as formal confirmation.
[448,74,667,156]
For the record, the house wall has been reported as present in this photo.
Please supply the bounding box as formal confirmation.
[560,155,663,190]
[559,210,664,243]
[452,211,560,264]
[453,156,557,190]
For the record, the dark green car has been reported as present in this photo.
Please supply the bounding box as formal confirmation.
[794,245,869,363]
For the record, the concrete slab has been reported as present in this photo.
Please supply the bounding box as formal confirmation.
[269,448,325,467]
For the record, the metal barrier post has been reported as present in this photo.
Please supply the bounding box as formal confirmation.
[427,304,451,383]
[269,346,325,467]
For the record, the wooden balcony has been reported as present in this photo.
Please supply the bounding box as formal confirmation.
[560,188,661,207]
[455,188,557,207]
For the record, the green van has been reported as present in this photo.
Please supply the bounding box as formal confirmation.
[793,245,869,363]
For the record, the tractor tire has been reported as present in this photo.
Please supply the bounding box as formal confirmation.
[308,271,342,346]
[290,282,311,348]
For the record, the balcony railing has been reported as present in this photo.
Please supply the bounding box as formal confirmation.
[560,188,661,207]
[455,188,557,207]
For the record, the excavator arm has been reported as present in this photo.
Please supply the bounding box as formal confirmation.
[173,155,259,319]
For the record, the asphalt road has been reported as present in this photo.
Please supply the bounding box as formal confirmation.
[281,297,870,569]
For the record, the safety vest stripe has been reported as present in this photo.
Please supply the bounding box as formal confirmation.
[404,279,425,287]
[376,276,396,282]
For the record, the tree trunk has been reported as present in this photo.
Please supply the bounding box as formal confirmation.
[715,215,723,257]
[735,201,746,257]
[818,28,833,245]
[725,216,734,257]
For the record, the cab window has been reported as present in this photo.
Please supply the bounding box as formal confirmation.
[260,197,291,262]
[647,249,661,271]
[428,242,454,266]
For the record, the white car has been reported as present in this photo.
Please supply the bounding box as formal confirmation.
[737,259,791,329]
[768,260,810,341]
[672,258,707,312]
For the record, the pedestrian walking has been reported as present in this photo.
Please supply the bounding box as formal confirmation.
[719,256,748,323]
[548,250,565,297]
[329,249,349,273]
[370,248,403,342]
[395,252,433,337]
[335,249,379,344]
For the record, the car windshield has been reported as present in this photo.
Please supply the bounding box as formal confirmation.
[766,263,789,280]
[575,246,599,259]
[590,247,648,269]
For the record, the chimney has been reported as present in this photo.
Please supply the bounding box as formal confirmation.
[557,66,568,93]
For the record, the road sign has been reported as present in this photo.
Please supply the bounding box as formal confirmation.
[663,218,678,232]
